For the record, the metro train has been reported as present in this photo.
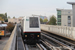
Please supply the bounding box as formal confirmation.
[21,16,41,44]
[41,24,75,41]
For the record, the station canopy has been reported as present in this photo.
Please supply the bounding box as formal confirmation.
[0,24,7,27]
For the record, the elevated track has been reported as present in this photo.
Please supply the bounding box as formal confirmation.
[41,31,75,50]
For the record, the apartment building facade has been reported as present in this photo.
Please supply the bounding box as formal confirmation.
[57,9,72,26]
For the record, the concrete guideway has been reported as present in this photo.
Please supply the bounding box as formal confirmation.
[41,33,73,50]
[40,24,75,41]
[3,23,75,50]
[3,24,25,50]
[3,24,17,50]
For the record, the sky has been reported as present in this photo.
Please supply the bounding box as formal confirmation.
[0,0,75,18]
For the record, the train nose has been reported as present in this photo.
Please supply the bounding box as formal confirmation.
[30,34,35,38]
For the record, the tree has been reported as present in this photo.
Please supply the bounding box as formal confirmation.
[8,16,11,19]
[0,17,4,21]
[6,23,15,32]
[5,18,8,22]
[13,16,15,19]
[49,15,56,25]
[5,13,7,18]
[0,13,8,22]
[43,18,48,22]
[0,14,5,21]
[40,18,43,24]
[9,22,11,23]
[0,17,4,23]
[1,21,4,23]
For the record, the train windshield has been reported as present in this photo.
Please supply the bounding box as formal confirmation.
[30,17,39,28]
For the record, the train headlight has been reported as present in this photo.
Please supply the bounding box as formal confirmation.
[37,35,39,37]
[25,35,27,37]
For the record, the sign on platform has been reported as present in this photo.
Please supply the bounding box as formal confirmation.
[0,30,4,36]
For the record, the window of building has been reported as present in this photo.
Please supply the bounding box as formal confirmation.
[68,23,71,24]
[68,20,71,24]
[68,12,70,13]
[29,17,39,28]
[68,16,71,20]
[58,15,61,18]
[58,19,61,22]
[68,24,71,26]
[57,10,61,15]
[58,23,61,25]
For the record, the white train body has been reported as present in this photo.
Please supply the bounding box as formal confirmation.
[41,24,75,41]
[21,16,41,32]
[21,16,41,44]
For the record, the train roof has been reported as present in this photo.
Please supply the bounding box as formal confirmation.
[21,16,40,21]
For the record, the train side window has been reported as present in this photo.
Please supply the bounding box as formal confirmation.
[29,17,39,28]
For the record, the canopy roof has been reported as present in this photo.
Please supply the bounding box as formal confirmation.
[67,2,75,4]
[0,24,7,27]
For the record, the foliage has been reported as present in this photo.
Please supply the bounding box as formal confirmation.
[43,18,48,22]
[40,18,43,24]
[9,22,11,23]
[49,15,56,25]
[13,16,15,19]
[6,23,15,32]
[0,13,8,22]
[0,17,4,21]
[5,18,8,22]
[1,21,4,23]
[5,13,7,17]
[0,14,5,18]
[8,16,11,19]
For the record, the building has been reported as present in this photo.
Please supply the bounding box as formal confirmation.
[8,17,23,23]
[57,9,72,26]
[67,2,75,27]
[32,15,47,20]
[39,16,47,20]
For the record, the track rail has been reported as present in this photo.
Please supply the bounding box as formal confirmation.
[24,43,48,50]
[42,31,75,46]
[41,39,61,50]
[36,44,43,50]
[42,31,75,45]
[25,44,29,50]
[41,32,73,50]
[39,44,47,50]
[24,40,53,50]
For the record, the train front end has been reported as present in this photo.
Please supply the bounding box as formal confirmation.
[23,17,41,44]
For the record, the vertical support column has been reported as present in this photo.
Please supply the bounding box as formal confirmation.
[72,4,75,27]
[67,2,75,27]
